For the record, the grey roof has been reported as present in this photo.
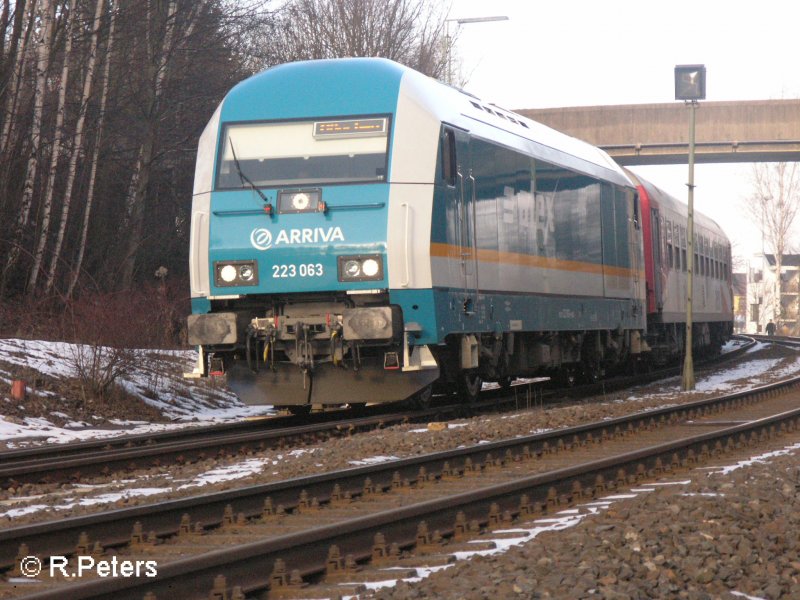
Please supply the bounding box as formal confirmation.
[765,254,800,267]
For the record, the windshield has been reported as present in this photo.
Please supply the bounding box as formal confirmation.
[216,116,390,189]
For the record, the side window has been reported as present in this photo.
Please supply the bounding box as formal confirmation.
[665,219,673,269]
[441,129,457,186]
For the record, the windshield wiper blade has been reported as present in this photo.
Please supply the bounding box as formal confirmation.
[229,139,269,204]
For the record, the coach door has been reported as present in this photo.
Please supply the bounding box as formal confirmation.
[650,207,663,312]
[454,129,479,314]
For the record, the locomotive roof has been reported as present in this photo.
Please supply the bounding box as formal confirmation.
[221,58,632,188]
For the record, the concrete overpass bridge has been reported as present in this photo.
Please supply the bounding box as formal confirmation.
[517,99,800,166]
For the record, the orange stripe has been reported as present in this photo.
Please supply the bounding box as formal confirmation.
[429,242,644,279]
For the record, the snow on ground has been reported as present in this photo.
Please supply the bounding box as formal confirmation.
[0,339,796,450]
[0,338,275,447]
[620,341,800,403]
[0,447,326,520]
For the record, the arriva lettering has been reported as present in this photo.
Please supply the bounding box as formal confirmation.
[251,227,345,250]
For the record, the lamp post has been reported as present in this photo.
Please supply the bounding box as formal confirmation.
[445,15,509,85]
[675,64,706,391]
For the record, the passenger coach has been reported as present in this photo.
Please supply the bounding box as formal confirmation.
[186,58,651,409]
[630,172,733,363]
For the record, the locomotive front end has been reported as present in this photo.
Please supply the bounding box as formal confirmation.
[186,60,439,409]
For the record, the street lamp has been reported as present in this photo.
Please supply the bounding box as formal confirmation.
[445,15,509,85]
[675,64,706,391]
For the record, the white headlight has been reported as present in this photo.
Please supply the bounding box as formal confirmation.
[239,264,254,281]
[361,258,379,277]
[220,265,237,283]
[291,192,310,211]
[344,260,361,278]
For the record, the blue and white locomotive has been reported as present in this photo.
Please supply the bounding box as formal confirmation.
[186,57,686,409]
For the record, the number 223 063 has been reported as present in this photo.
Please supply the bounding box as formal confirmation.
[271,263,324,278]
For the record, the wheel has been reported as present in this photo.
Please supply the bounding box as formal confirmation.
[287,405,312,417]
[412,385,433,409]
[582,361,604,384]
[458,372,482,403]
[555,367,577,388]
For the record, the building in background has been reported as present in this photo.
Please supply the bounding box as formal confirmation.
[732,273,747,333]
[746,254,800,334]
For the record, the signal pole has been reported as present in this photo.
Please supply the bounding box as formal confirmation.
[674,64,706,391]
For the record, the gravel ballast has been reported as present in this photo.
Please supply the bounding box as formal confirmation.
[2,344,798,528]
[369,441,800,600]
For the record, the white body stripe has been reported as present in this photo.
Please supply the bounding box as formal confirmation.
[189,102,221,298]
[386,72,443,289]
[431,256,606,296]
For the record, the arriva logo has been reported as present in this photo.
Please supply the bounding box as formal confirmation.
[250,227,345,251]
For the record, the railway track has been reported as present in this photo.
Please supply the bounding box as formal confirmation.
[0,337,757,489]
[750,333,800,348]
[2,359,798,599]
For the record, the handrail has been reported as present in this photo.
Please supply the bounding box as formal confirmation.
[190,211,208,296]
[401,202,411,287]
[468,170,480,302]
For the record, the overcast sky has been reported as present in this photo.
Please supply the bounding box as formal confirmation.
[448,0,800,266]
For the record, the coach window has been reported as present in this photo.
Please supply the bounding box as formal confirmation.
[700,235,705,276]
[680,226,687,272]
[703,237,709,277]
[694,234,700,275]
[694,235,705,275]
[442,129,457,186]
[711,244,716,278]
[666,219,673,269]
[697,236,703,276]
[672,223,679,270]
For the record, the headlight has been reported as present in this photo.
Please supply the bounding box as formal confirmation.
[220,265,237,283]
[278,189,324,214]
[338,255,384,282]
[362,258,380,277]
[239,264,254,281]
[344,260,361,278]
[214,260,259,287]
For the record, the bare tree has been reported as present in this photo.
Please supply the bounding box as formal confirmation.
[743,162,800,327]
[0,0,35,160]
[29,0,79,293]
[0,0,274,309]
[67,0,115,299]
[1,0,56,294]
[45,0,108,294]
[269,0,449,79]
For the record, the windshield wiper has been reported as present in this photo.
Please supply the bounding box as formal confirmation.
[229,139,269,204]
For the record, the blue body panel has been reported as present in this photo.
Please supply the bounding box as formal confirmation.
[191,297,211,314]
[220,59,405,125]
[430,289,640,339]
[208,186,388,295]
[207,59,405,298]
